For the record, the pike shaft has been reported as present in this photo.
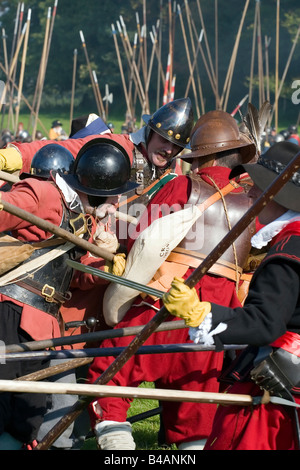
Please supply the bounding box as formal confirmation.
[36,150,300,450]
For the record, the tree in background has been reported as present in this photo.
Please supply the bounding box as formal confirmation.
[0,0,299,125]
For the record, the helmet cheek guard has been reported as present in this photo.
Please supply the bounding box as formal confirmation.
[61,138,139,197]
[20,143,75,180]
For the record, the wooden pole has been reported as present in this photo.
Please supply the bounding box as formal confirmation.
[1,3,20,130]
[1,342,245,362]
[0,22,27,113]
[215,0,219,108]
[195,0,217,88]
[79,30,102,116]
[142,0,148,101]
[269,23,300,124]
[116,20,138,117]
[0,28,9,130]
[9,3,21,70]
[0,62,49,135]
[146,30,157,99]
[119,19,136,115]
[0,170,19,184]
[274,0,280,132]
[265,36,271,106]
[184,0,205,115]
[156,3,163,108]
[162,53,171,105]
[256,1,265,108]
[8,2,24,131]
[44,0,58,74]
[111,24,133,120]
[177,4,200,117]
[92,70,105,120]
[32,7,51,140]
[168,0,173,99]
[221,0,250,111]
[0,198,115,262]
[127,32,140,116]
[6,321,186,355]
[190,19,218,101]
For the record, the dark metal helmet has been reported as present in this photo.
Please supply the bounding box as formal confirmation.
[182,110,256,163]
[16,129,32,143]
[288,124,298,135]
[52,120,63,128]
[61,137,139,197]
[20,143,75,180]
[142,98,194,149]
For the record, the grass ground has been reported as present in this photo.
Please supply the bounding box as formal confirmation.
[2,108,290,140]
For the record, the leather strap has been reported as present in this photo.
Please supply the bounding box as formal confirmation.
[118,169,173,208]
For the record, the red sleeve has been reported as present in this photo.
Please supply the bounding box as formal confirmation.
[127,175,191,252]
[70,218,119,290]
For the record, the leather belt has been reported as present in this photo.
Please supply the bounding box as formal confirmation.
[15,278,71,304]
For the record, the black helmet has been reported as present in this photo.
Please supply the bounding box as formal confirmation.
[280,129,290,140]
[16,129,32,143]
[20,143,75,180]
[288,124,298,135]
[61,138,139,197]
[142,98,194,149]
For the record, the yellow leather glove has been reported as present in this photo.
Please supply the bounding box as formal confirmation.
[104,253,126,277]
[163,277,211,327]
[0,148,22,173]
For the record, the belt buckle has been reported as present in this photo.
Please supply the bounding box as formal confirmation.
[42,284,56,303]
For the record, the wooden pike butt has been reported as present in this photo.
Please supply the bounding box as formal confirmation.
[35,150,300,449]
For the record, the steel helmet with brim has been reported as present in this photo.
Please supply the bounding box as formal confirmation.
[142,98,194,151]
[182,110,256,164]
